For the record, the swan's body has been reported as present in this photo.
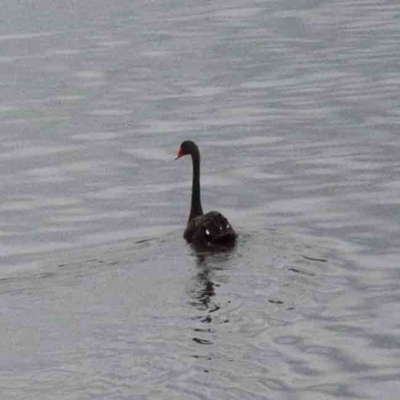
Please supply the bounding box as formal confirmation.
[184,211,236,244]
[175,140,237,246]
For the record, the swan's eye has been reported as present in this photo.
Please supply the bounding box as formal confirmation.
[219,226,223,230]
[205,229,210,236]
[226,224,230,229]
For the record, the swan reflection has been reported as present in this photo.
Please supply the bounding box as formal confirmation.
[187,245,235,315]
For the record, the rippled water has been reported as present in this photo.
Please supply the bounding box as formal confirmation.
[0,0,399,398]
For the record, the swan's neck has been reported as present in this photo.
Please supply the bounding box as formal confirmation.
[189,153,203,220]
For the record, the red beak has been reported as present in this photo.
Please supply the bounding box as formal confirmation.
[175,148,184,160]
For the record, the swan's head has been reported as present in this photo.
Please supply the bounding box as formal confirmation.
[175,140,199,160]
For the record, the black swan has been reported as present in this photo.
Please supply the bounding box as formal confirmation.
[175,140,237,245]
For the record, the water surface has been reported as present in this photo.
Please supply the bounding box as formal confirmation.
[0,0,399,398]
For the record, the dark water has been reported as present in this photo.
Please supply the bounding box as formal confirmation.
[0,0,399,398]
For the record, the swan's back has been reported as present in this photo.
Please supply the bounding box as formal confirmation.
[184,211,237,245]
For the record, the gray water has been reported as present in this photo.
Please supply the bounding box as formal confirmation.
[0,0,400,398]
